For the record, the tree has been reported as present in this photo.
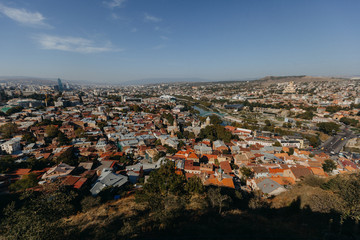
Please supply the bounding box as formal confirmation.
[56,147,78,166]
[5,106,23,115]
[337,175,360,222]
[326,105,342,114]
[273,141,281,147]
[240,166,253,179]
[288,147,294,156]
[22,132,36,144]
[198,125,233,142]
[297,111,314,120]
[74,128,85,138]
[161,113,174,125]
[0,122,18,139]
[0,155,16,173]
[207,187,231,214]
[2,184,77,240]
[340,117,359,127]
[97,120,107,130]
[322,159,337,173]
[57,131,70,146]
[136,161,185,210]
[184,176,205,194]
[45,125,60,138]
[164,145,177,154]
[265,119,272,127]
[317,122,340,135]
[9,173,38,191]
[209,115,222,125]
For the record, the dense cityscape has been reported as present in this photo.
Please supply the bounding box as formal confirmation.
[1,76,360,239]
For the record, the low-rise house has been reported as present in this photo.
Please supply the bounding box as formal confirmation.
[90,168,128,196]
[252,166,269,178]
[41,163,75,181]
[256,178,287,196]
[290,166,313,181]
[194,144,212,155]
[213,140,228,152]
[204,172,235,189]
[184,160,201,174]
[126,163,144,183]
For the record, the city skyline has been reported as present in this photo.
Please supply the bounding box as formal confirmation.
[0,0,360,83]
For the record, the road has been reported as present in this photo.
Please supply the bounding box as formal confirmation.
[319,127,356,154]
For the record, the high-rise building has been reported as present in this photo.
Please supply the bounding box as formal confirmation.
[58,78,63,92]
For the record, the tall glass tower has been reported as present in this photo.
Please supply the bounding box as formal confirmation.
[58,78,63,92]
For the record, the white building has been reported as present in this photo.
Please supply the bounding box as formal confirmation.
[1,137,21,154]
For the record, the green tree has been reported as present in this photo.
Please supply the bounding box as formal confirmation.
[198,125,233,142]
[337,175,360,222]
[2,184,77,240]
[340,117,359,127]
[96,120,108,130]
[297,111,314,120]
[136,161,186,210]
[5,106,23,115]
[265,119,272,127]
[0,155,16,173]
[184,176,205,194]
[0,122,18,139]
[240,166,253,179]
[57,131,70,146]
[273,141,281,147]
[74,128,85,138]
[209,115,222,125]
[9,173,38,191]
[326,105,342,114]
[45,125,60,138]
[22,132,36,144]
[57,147,78,166]
[288,147,294,156]
[322,159,337,173]
[207,187,231,214]
[317,122,340,135]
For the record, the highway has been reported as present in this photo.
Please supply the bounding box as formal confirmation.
[319,127,356,154]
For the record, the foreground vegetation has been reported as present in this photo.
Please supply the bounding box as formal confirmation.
[1,162,360,240]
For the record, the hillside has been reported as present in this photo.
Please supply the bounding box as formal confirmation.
[2,164,359,240]
[62,173,360,240]
[257,75,349,86]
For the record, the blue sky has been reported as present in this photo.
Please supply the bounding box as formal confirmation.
[0,0,359,83]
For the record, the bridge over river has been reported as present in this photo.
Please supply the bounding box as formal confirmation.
[193,106,226,118]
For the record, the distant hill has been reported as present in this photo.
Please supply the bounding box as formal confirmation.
[119,77,257,86]
[119,77,211,86]
[0,76,59,85]
[256,75,350,86]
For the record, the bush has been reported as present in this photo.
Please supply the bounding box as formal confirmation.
[81,196,101,212]
[303,175,326,187]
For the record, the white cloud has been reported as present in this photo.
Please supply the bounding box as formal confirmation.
[0,3,50,28]
[34,34,120,53]
[104,0,126,9]
[154,26,171,33]
[153,44,165,50]
[111,13,120,19]
[144,13,162,23]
